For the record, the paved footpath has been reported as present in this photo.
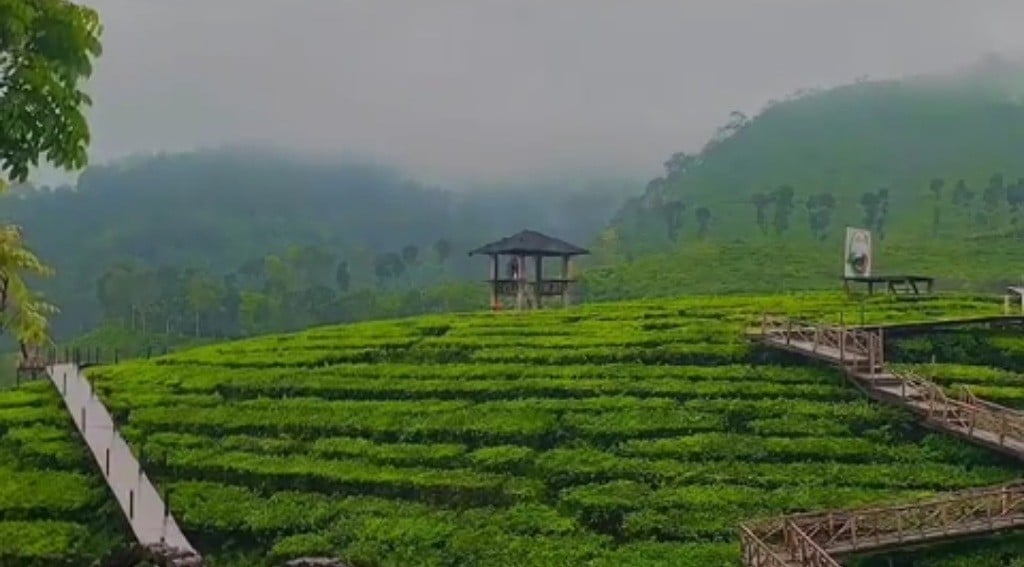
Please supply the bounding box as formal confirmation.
[47,363,196,553]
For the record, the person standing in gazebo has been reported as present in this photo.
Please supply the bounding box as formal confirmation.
[468,229,590,311]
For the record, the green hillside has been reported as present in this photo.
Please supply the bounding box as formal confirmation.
[2,149,630,340]
[606,56,1024,253]
[580,236,1023,301]
[0,381,128,565]
[80,292,1024,566]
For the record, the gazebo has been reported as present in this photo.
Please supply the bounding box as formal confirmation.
[468,229,589,310]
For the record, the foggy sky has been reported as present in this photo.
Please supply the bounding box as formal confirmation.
[74,0,1024,186]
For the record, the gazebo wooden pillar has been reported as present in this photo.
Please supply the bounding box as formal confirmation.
[469,230,589,311]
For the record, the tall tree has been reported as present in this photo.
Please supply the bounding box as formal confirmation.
[130,268,160,333]
[875,188,890,240]
[929,178,945,236]
[1008,178,1024,225]
[859,191,880,231]
[642,177,667,212]
[982,172,1006,226]
[286,245,335,289]
[751,192,773,235]
[952,179,974,208]
[186,271,224,337]
[401,244,420,267]
[663,152,697,180]
[805,192,836,241]
[374,252,404,285]
[661,200,686,242]
[771,185,795,235]
[95,264,135,323]
[334,261,351,293]
[433,238,453,266]
[0,0,102,351]
[695,207,712,239]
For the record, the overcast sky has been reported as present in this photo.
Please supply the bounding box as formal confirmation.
[70,0,1024,186]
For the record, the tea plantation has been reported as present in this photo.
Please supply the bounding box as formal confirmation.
[63,292,1022,566]
[0,381,128,565]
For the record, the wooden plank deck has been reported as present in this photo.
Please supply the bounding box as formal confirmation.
[825,515,1024,556]
[743,316,1024,565]
[760,333,1024,462]
[857,315,1024,334]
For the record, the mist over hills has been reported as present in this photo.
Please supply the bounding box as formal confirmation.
[583,58,1024,299]
[3,148,633,338]
[607,56,1024,253]
[8,58,1024,338]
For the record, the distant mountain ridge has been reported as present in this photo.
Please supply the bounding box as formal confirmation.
[608,57,1024,253]
[2,148,632,338]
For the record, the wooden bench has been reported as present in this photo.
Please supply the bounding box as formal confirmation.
[843,275,934,296]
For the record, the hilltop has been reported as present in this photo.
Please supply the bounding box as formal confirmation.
[602,56,1024,254]
[58,292,1024,566]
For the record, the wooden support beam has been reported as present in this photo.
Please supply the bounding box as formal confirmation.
[489,254,498,310]
[534,255,543,310]
[561,255,570,306]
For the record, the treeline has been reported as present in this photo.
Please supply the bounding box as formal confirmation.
[94,244,486,339]
[928,174,1024,236]
[608,60,1024,253]
[619,161,1024,249]
[2,147,631,338]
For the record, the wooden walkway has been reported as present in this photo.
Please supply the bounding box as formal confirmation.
[858,314,1024,335]
[754,316,1024,461]
[742,482,1024,566]
[47,363,202,566]
[743,316,1024,565]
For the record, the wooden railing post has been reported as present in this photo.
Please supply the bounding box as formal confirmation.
[839,313,846,364]
[868,337,876,377]
[878,328,885,367]
[742,482,1024,567]
[987,494,995,528]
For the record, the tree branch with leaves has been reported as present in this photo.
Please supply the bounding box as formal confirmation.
[0,0,102,355]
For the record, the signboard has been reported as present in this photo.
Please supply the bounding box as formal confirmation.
[844,227,872,278]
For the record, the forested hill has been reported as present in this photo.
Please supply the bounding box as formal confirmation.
[2,148,631,339]
[607,57,1024,254]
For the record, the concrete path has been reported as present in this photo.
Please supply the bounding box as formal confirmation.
[47,363,197,554]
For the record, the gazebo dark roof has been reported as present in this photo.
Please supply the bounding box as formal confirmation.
[468,229,590,257]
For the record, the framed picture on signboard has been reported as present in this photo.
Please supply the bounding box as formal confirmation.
[844,227,872,278]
